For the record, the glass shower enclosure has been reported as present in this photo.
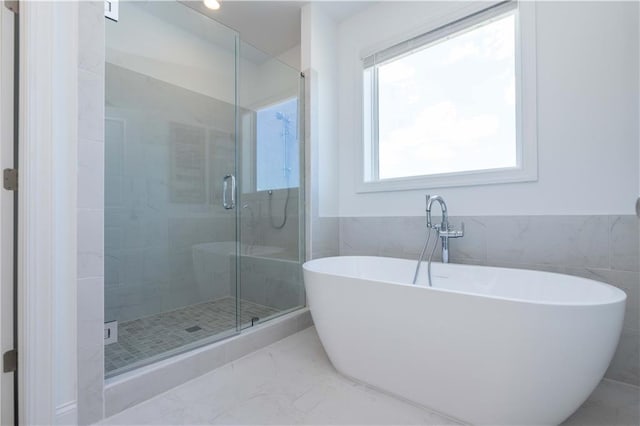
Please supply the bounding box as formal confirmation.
[104,1,304,377]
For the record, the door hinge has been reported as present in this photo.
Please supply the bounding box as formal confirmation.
[104,0,118,21]
[3,349,16,373]
[3,168,17,191]
[4,1,18,14]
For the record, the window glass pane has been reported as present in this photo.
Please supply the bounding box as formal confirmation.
[256,98,299,190]
[376,13,516,180]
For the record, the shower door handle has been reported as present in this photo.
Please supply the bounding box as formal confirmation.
[223,174,236,210]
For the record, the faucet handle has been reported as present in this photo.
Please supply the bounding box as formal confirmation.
[459,221,465,237]
[439,221,464,238]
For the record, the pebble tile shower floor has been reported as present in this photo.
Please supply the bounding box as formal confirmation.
[105,297,279,374]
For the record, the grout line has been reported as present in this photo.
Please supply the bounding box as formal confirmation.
[601,377,640,391]
[105,297,280,374]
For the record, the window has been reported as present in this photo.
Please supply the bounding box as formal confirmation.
[361,1,537,191]
[255,98,299,191]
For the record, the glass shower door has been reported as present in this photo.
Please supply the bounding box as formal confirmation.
[104,1,240,377]
[237,42,306,326]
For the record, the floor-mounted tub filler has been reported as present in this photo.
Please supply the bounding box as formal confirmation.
[303,256,626,425]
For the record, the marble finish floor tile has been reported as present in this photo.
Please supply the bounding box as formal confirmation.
[101,327,459,425]
[101,327,640,426]
[105,297,279,375]
[563,379,639,426]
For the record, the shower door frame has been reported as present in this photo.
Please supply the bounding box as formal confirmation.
[103,3,243,377]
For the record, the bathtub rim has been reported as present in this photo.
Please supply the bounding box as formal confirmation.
[303,255,627,308]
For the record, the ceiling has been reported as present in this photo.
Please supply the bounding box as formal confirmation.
[319,1,376,22]
[183,1,375,58]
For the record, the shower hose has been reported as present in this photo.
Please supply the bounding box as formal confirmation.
[412,226,439,287]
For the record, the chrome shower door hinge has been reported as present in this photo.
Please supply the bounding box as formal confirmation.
[4,1,18,14]
[3,349,16,373]
[3,168,17,191]
[104,321,118,345]
[104,0,118,22]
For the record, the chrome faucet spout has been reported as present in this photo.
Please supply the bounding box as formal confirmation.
[426,194,448,231]
[423,194,463,265]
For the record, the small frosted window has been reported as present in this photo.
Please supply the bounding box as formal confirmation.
[256,98,299,191]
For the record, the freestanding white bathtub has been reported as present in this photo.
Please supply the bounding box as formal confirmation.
[303,256,626,425]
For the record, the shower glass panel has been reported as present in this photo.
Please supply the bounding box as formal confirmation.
[104,1,240,377]
[237,42,306,324]
[104,1,306,379]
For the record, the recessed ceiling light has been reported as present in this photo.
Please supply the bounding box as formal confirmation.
[203,0,221,10]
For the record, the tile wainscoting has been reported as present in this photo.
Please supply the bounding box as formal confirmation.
[340,215,640,386]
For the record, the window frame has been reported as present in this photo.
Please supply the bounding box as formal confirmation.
[357,1,538,193]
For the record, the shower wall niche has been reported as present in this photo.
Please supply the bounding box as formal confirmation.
[104,1,304,377]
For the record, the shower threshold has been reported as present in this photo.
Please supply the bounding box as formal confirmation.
[105,297,279,377]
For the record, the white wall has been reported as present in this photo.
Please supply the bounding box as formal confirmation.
[108,2,298,114]
[107,2,238,104]
[336,1,639,217]
[302,3,339,217]
[301,3,341,259]
[277,44,301,70]
[243,50,300,109]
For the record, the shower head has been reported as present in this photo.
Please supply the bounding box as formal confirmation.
[275,112,290,123]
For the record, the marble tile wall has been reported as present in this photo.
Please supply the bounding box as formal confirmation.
[77,2,106,424]
[104,63,305,322]
[239,189,301,258]
[239,255,304,311]
[340,215,640,386]
[310,217,340,259]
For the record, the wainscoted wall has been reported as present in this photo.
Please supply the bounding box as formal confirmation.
[77,1,106,424]
[340,215,640,386]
